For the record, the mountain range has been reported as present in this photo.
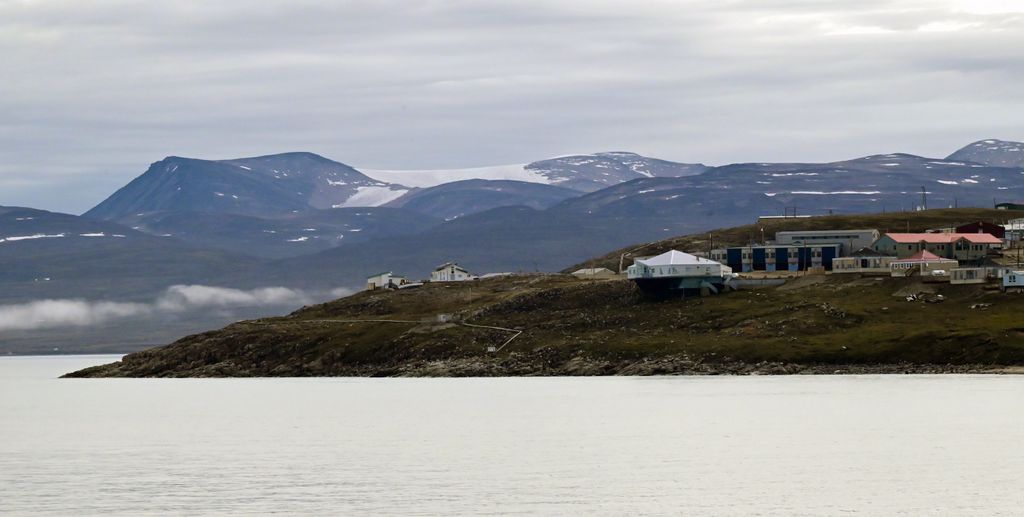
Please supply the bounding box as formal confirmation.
[2,139,1024,353]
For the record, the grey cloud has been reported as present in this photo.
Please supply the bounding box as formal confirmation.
[0,284,351,331]
[1,0,1023,213]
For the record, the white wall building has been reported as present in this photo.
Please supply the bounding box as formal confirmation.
[366,272,405,290]
[628,250,732,279]
[1004,270,1024,291]
[431,262,474,282]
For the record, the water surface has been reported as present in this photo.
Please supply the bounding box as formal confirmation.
[2,355,1023,515]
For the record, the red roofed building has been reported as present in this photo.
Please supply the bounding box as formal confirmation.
[955,221,1005,239]
[873,233,1002,261]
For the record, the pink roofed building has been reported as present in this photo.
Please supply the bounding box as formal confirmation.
[873,233,1003,262]
[889,250,959,277]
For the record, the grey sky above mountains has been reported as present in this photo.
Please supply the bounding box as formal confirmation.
[2,0,1023,213]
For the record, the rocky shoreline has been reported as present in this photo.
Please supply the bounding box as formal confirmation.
[64,350,1022,378]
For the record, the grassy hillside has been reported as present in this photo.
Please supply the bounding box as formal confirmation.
[67,272,1024,377]
[567,208,1024,273]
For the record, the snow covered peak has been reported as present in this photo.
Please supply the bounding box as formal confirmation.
[360,153,707,193]
[947,139,1024,168]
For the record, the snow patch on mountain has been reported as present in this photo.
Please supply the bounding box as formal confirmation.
[359,164,541,188]
[332,185,410,208]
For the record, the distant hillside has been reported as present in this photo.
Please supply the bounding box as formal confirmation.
[68,267,1024,378]
[113,207,441,259]
[567,208,1024,273]
[85,152,410,220]
[552,154,1024,225]
[384,179,582,220]
[947,139,1024,169]
[0,206,264,302]
[266,206,706,288]
[524,152,708,192]
[362,152,707,193]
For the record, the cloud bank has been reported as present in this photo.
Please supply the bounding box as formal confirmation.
[0,284,350,332]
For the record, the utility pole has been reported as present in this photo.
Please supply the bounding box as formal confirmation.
[921,186,927,211]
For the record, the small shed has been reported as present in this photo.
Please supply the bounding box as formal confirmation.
[571,267,617,279]
[1003,271,1024,291]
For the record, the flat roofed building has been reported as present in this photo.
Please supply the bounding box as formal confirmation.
[774,229,879,254]
[1004,218,1024,241]
[713,243,841,273]
[572,267,617,279]
[1003,270,1024,291]
[832,248,894,274]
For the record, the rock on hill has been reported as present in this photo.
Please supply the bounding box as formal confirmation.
[947,139,1024,168]
[85,152,410,220]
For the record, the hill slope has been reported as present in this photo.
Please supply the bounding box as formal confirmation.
[0,206,265,302]
[362,152,708,192]
[67,208,1024,378]
[383,179,582,220]
[947,139,1024,168]
[552,154,1024,224]
[67,272,1024,378]
[569,208,1024,273]
[112,207,441,259]
[85,152,410,220]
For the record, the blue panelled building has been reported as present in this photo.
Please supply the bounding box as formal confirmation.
[710,243,841,272]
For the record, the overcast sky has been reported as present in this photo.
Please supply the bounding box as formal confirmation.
[2,0,1023,213]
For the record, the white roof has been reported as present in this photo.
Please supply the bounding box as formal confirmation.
[636,250,718,266]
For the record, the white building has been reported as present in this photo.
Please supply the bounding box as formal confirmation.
[431,262,474,282]
[1004,218,1024,242]
[571,267,617,279]
[366,272,405,290]
[628,250,733,296]
[774,229,880,254]
[950,268,987,285]
[832,249,895,274]
[1004,271,1024,292]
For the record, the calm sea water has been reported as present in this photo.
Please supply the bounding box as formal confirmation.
[2,355,1023,516]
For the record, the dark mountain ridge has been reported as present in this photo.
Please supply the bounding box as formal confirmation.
[85,152,409,221]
